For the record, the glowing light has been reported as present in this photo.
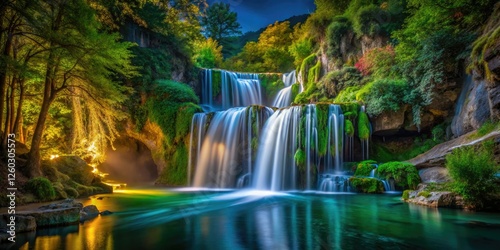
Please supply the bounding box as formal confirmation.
[50,154,60,160]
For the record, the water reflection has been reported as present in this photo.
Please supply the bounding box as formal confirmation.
[4,190,500,250]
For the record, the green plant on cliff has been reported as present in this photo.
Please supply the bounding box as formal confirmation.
[357,110,370,140]
[446,141,499,209]
[300,53,318,84]
[259,73,283,100]
[345,119,355,137]
[358,78,408,116]
[145,80,201,185]
[25,177,56,201]
[377,161,420,190]
[326,17,351,59]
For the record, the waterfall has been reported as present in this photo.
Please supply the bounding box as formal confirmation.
[200,69,263,111]
[272,70,301,108]
[253,106,302,190]
[188,113,207,186]
[253,104,345,191]
[190,69,373,192]
[451,75,473,137]
[192,106,273,188]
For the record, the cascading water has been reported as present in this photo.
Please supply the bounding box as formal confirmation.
[272,70,301,108]
[190,69,380,192]
[191,106,273,188]
[200,69,263,111]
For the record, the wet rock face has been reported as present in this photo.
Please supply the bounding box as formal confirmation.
[451,79,491,137]
[419,167,451,183]
[372,108,406,136]
[0,215,36,233]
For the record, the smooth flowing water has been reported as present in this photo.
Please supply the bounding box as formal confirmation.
[6,189,500,250]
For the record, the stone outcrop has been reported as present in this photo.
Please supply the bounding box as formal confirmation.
[80,205,100,221]
[0,215,36,233]
[408,130,500,169]
[372,107,406,136]
[44,156,95,186]
[451,77,491,137]
[126,119,166,175]
[418,167,451,183]
[404,184,464,208]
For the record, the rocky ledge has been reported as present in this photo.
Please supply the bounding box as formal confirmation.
[403,184,464,209]
[0,199,111,243]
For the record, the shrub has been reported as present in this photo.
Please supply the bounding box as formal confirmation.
[326,20,351,59]
[349,177,384,193]
[402,190,411,200]
[25,177,56,201]
[377,161,420,190]
[192,38,223,68]
[359,78,408,117]
[446,142,499,209]
[354,45,395,77]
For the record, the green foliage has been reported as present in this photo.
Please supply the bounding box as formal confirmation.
[353,5,385,37]
[294,149,306,170]
[225,21,294,72]
[371,136,440,162]
[349,177,385,193]
[316,104,330,156]
[201,2,242,57]
[359,79,408,116]
[300,53,318,84]
[25,177,55,201]
[345,120,355,137]
[469,24,500,82]
[291,83,301,101]
[320,67,364,98]
[289,38,314,67]
[357,110,370,140]
[193,38,223,68]
[446,142,499,209]
[308,60,322,87]
[259,73,283,100]
[326,19,351,59]
[417,191,431,198]
[354,160,377,176]
[377,161,420,190]
[402,190,411,200]
[335,86,361,103]
[471,120,499,139]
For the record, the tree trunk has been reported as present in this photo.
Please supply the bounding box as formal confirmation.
[12,79,24,136]
[0,34,13,133]
[26,50,56,177]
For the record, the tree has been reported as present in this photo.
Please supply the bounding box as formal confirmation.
[22,0,135,177]
[192,38,223,68]
[201,2,241,56]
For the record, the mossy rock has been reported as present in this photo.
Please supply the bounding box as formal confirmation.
[349,177,384,193]
[354,160,377,176]
[24,177,56,201]
[43,156,94,186]
[377,161,420,190]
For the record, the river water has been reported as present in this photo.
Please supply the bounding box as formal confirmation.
[5,188,500,249]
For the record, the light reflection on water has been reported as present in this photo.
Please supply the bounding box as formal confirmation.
[4,188,500,250]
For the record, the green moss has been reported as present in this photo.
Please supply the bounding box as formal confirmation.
[358,109,370,140]
[175,103,202,143]
[349,177,384,193]
[25,177,55,201]
[157,143,189,185]
[300,53,317,84]
[291,83,300,101]
[345,119,354,137]
[211,70,222,98]
[64,187,79,198]
[470,120,499,139]
[259,73,283,100]
[354,160,377,176]
[307,60,321,87]
[402,190,411,200]
[377,161,420,190]
[417,191,431,198]
[316,104,329,156]
[294,148,306,170]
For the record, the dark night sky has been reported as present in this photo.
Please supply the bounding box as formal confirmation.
[206,0,316,33]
